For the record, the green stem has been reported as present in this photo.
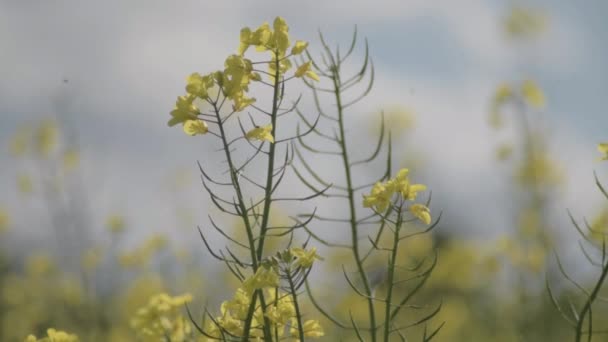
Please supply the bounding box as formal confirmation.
[212,100,273,341]
[383,206,402,342]
[287,269,306,342]
[574,260,608,342]
[256,52,282,261]
[332,69,377,342]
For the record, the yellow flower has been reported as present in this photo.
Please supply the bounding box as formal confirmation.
[25,328,79,342]
[291,247,323,268]
[295,61,320,81]
[291,40,309,55]
[35,120,58,157]
[9,125,31,157]
[168,94,199,127]
[63,149,79,171]
[246,124,274,143]
[0,207,10,234]
[106,214,125,233]
[183,119,208,136]
[494,83,513,104]
[17,173,33,194]
[265,292,296,325]
[131,293,193,341]
[521,79,545,109]
[504,6,547,39]
[290,319,324,338]
[186,72,214,99]
[272,17,290,56]
[243,266,279,293]
[409,203,431,225]
[598,143,608,161]
[81,248,102,272]
[392,168,427,201]
[268,54,293,81]
[363,182,394,212]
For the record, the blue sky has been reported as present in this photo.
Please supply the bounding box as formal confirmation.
[1,0,607,246]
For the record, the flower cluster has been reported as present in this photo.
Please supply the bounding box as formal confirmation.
[363,169,431,224]
[489,79,545,129]
[130,292,193,341]
[168,17,318,141]
[25,329,79,342]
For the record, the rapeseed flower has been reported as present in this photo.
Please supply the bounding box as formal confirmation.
[521,79,545,109]
[598,143,608,161]
[246,124,274,143]
[291,247,323,268]
[410,203,431,225]
[294,61,320,81]
[183,119,208,136]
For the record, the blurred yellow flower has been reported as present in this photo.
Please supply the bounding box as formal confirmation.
[292,319,324,338]
[62,149,79,171]
[504,6,547,39]
[246,124,274,143]
[9,125,31,157]
[25,328,79,342]
[106,214,125,234]
[17,173,33,194]
[295,61,320,81]
[183,119,208,136]
[409,203,431,225]
[131,292,193,341]
[496,143,513,161]
[598,143,608,161]
[81,248,102,272]
[35,120,58,157]
[521,79,545,109]
[0,207,10,233]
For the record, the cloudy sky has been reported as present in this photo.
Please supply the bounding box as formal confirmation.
[1,0,607,250]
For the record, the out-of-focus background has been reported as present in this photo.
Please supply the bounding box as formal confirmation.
[1,1,608,341]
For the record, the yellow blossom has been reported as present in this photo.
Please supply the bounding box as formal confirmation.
[183,119,208,136]
[168,94,200,127]
[25,328,79,342]
[265,292,296,325]
[291,319,324,338]
[363,181,394,212]
[9,125,31,157]
[494,83,513,104]
[17,173,33,194]
[81,248,102,272]
[0,207,10,234]
[291,40,309,55]
[598,143,608,161]
[246,124,274,143]
[521,79,545,109]
[504,6,547,39]
[35,120,58,157]
[392,168,427,201]
[410,203,431,225]
[131,292,193,341]
[106,214,125,234]
[186,72,214,99]
[62,149,79,171]
[243,266,279,293]
[294,61,320,81]
[291,247,323,268]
